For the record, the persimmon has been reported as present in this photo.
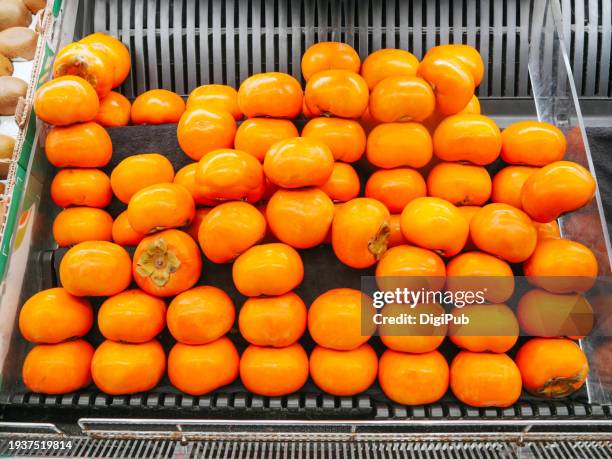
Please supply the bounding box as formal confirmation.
[111,153,175,203]
[173,163,216,206]
[366,122,433,169]
[304,70,369,119]
[177,107,237,161]
[240,343,309,396]
[53,42,114,97]
[80,32,131,88]
[34,76,99,125]
[427,162,492,206]
[491,166,538,209]
[195,149,264,202]
[198,201,266,262]
[310,344,378,396]
[186,84,242,119]
[263,137,334,188]
[50,168,112,208]
[112,211,144,246]
[535,220,561,241]
[458,205,480,251]
[22,340,94,394]
[523,239,598,294]
[379,350,449,405]
[319,162,360,202]
[267,188,334,248]
[433,114,501,165]
[186,208,212,241]
[332,198,390,268]
[521,161,596,223]
[301,42,361,80]
[379,303,447,353]
[369,76,435,123]
[424,44,484,86]
[91,340,166,395]
[19,288,93,344]
[400,197,468,257]
[45,122,112,168]
[449,304,519,353]
[237,72,303,118]
[232,243,303,296]
[375,245,446,292]
[302,97,315,118]
[470,203,537,263]
[53,207,113,247]
[60,241,132,297]
[515,338,588,398]
[98,289,166,343]
[308,288,376,350]
[423,94,482,133]
[127,183,195,234]
[131,89,185,124]
[167,286,234,344]
[301,117,366,163]
[95,91,131,127]
[133,229,202,297]
[234,118,299,161]
[387,214,408,248]
[450,351,522,407]
[168,337,239,395]
[361,48,419,89]
[239,292,307,347]
[365,168,426,213]
[501,121,566,165]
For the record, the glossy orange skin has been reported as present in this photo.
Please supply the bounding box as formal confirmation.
[112,211,144,246]
[523,239,598,294]
[95,91,131,127]
[387,214,408,248]
[433,114,502,165]
[310,344,378,396]
[449,304,519,353]
[186,208,212,241]
[301,117,366,163]
[379,350,449,405]
[111,153,175,203]
[263,137,334,188]
[365,168,427,213]
[332,198,391,268]
[535,220,561,241]
[450,351,522,408]
[239,292,307,347]
[172,164,216,206]
[131,89,186,124]
[167,286,235,344]
[320,162,360,202]
[304,70,369,119]
[34,76,99,126]
[80,32,131,87]
[240,343,309,396]
[23,340,94,394]
[470,203,537,263]
[196,149,264,202]
[366,123,433,168]
[198,201,266,262]
[177,107,237,160]
[361,48,419,90]
[400,197,468,257]
[238,72,303,118]
[422,94,482,134]
[375,245,446,292]
[234,118,299,161]
[60,241,132,297]
[53,207,113,247]
[91,340,166,395]
[515,338,589,398]
[53,42,115,97]
[501,121,566,166]
[168,337,239,395]
[133,229,202,297]
[45,122,112,168]
[301,42,361,80]
[127,183,195,234]
[458,205,481,251]
[267,188,334,248]
[98,289,166,343]
[427,162,492,206]
[491,166,538,209]
[446,251,515,303]
[51,168,112,208]
[369,76,435,123]
[424,44,484,86]
[187,84,242,119]
[521,161,596,223]
[19,288,93,344]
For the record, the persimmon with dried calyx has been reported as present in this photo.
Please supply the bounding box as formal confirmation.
[366,122,433,169]
[365,168,426,213]
[33,76,99,126]
[237,72,303,118]
[131,89,186,124]
[177,107,237,161]
[361,48,419,90]
[319,162,360,202]
[369,76,435,123]
[186,84,242,120]
[45,122,112,168]
[112,211,144,246]
[80,32,131,88]
[375,245,446,292]
[95,91,131,127]
[234,118,299,161]
[133,229,202,297]
[427,162,492,206]
[423,44,484,86]
[501,121,566,166]
[51,168,112,208]
[301,42,361,80]
[111,153,175,204]
[53,207,113,247]
[301,117,366,163]
[491,166,538,209]
[304,70,369,119]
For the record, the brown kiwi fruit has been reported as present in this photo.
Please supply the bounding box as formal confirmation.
[0,54,13,76]
[0,134,14,178]
[0,76,28,115]
[23,0,47,13]
[0,0,32,32]
[0,27,38,60]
